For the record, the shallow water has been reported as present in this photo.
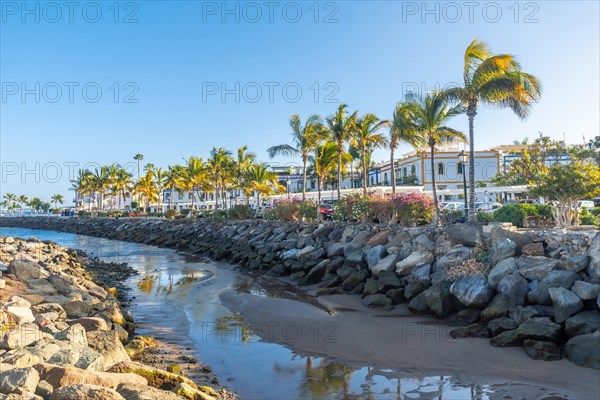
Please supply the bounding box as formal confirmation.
[1,227,575,400]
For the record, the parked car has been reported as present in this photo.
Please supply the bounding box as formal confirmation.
[475,202,503,213]
[594,198,600,208]
[578,200,595,209]
[320,201,334,220]
[442,202,465,210]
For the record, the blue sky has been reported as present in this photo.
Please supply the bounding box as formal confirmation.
[1,0,599,201]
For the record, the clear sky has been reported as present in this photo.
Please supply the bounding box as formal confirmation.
[1,0,599,201]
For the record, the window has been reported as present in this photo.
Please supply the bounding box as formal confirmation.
[438,163,445,175]
[310,180,316,190]
[371,176,374,185]
[178,193,183,200]
[458,162,463,174]
[384,172,388,184]
[403,167,407,177]
[411,165,416,176]
[297,181,303,191]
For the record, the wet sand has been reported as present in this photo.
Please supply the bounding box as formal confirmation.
[220,289,600,399]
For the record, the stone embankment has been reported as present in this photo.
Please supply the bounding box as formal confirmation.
[1,217,599,370]
[0,234,232,399]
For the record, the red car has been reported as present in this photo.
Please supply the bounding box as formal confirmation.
[319,203,334,220]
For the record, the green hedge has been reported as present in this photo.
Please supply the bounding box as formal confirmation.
[492,203,554,227]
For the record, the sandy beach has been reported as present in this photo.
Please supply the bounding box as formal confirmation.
[221,288,600,399]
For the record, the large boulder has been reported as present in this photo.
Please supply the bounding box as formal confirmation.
[62,301,92,319]
[370,254,400,277]
[108,361,196,391]
[549,287,583,323]
[527,270,580,305]
[325,243,344,258]
[0,366,40,395]
[489,238,517,265]
[490,227,532,253]
[7,259,42,282]
[564,311,600,337]
[424,282,457,317]
[50,383,125,400]
[33,363,147,390]
[588,233,600,279]
[565,331,600,369]
[86,331,131,371]
[445,224,483,246]
[116,383,185,400]
[5,307,35,324]
[395,251,434,275]
[450,276,495,308]
[560,254,590,273]
[523,340,562,361]
[343,244,364,267]
[497,274,529,307]
[516,317,562,342]
[487,258,517,290]
[361,294,393,310]
[480,295,510,322]
[365,230,391,247]
[366,246,387,269]
[377,271,402,293]
[54,324,88,346]
[572,281,600,300]
[516,256,560,281]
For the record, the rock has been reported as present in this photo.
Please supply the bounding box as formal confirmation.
[0,367,40,395]
[565,331,600,369]
[303,261,327,284]
[366,245,387,268]
[450,276,495,309]
[27,279,58,295]
[489,238,517,265]
[365,230,391,247]
[361,294,393,310]
[510,306,542,325]
[108,362,196,391]
[487,258,517,290]
[497,274,529,307]
[33,363,147,390]
[395,251,434,275]
[480,295,510,322]
[370,254,399,277]
[434,246,473,272]
[564,311,600,337]
[516,256,560,281]
[7,260,42,282]
[1,351,43,368]
[517,317,562,342]
[86,331,130,371]
[343,244,364,266]
[487,317,516,337]
[54,324,88,346]
[413,234,435,252]
[490,329,522,347]
[386,289,405,305]
[445,224,482,246]
[521,242,545,256]
[454,309,481,325]
[325,243,344,258]
[341,270,369,292]
[50,383,125,400]
[572,281,600,300]
[407,292,429,313]
[549,287,583,323]
[6,307,35,324]
[587,232,600,279]
[490,227,532,253]
[424,283,456,317]
[523,340,562,361]
[362,279,379,297]
[560,254,589,272]
[62,302,92,319]
[449,323,489,339]
[36,380,53,399]
[410,263,431,286]
[1,325,48,350]
[173,382,214,400]
[377,271,402,293]
[527,270,580,305]
[351,231,374,246]
[7,296,32,309]
[66,318,109,333]
[116,383,185,400]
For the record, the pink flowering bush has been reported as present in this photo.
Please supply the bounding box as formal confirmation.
[393,192,434,225]
[269,197,318,222]
[335,192,434,225]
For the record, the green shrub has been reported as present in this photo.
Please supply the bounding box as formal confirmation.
[228,205,252,220]
[165,209,179,219]
[298,201,318,222]
[334,194,371,222]
[476,211,494,224]
[579,207,599,226]
[440,209,464,225]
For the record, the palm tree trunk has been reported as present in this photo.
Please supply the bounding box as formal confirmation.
[302,154,308,201]
[170,186,175,210]
[337,141,343,200]
[362,145,368,195]
[317,176,322,221]
[467,105,477,222]
[430,146,440,226]
[390,145,396,195]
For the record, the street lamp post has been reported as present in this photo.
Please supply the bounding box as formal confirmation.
[458,151,469,221]
[286,178,291,200]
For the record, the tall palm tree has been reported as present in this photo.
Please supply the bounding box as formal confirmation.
[154,167,166,212]
[164,165,185,210]
[242,163,284,213]
[234,146,256,203]
[133,154,144,182]
[182,156,209,212]
[28,197,43,212]
[389,102,424,194]
[207,147,233,209]
[351,113,390,194]
[111,167,134,210]
[91,166,110,211]
[71,170,93,210]
[136,170,159,211]
[412,91,466,225]
[18,195,28,214]
[51,194,64,209]
[309,142,351,218]
[446,38,542,222]
[326,104,356,198]
[268,114,324,201]
[3,193,17,214]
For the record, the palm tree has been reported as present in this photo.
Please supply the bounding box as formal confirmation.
[163,165,185,210]
[3,193,17,214]
[182,156,209,212]
[28,197,43,212]
[133,154,144,181]
[446,38,542,222]
[136,171,159,211]
[154,167,166,212]
[412,91,466,225]
[326,104,356,198]
[51,194,64,209]
[111,167,133,210]
[18,195,28,213]
[389,102,424,194]
[234,146,256,204]
[310,142,351,218]
[207,147,233,209]
[242,163,284,213]
[71,169,94,210]
[268,114,324,201]
[351,113,390,193]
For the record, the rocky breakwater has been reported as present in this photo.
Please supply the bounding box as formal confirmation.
[0,235,230,400]
[1,217,599,370]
